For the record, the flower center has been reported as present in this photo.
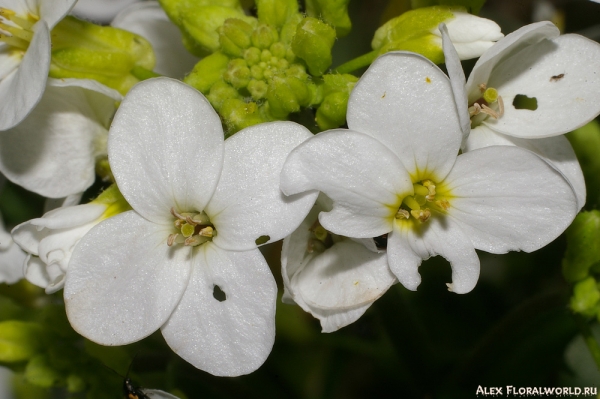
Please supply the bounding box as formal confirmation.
[395,180,450,223]
[0,8,38,51]
[468,83,504,127]
[167,208,216,247]
[306,220,338,254]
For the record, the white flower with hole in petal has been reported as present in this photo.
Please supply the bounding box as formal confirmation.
[441,22,600,210]
[64,77,317,376]
[0,78,121,198]
[0,0,76,130]
[12,185,129,294]
[282,194,396,332]
[281,52,578,294]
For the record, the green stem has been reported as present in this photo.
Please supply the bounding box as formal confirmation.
[131,66,161,81]
[575,314,600,371]
[334,50,379,74]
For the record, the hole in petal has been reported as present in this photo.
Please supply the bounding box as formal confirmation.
[255,235,270,245]
[213,285,226,302]
[512,94,538,111]
[373,234,388,250]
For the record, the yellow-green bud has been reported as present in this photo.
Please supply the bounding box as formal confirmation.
[244,47,262,66]
[248,79,269,100]
[256,0,298,28]
[267,76,309,118]
[252,24,279,50]
[0,321,44,362]
[279,14,303,44]
[223,59,251,89]
[291,17,336,77]
[219,18,255,57]
[315,73,358,130]
[270,42,287,59]
[260,49,273,62]
[207,80,242,111]
[571,276,600,317]
[184,52,230,94]
[305,0,352,37]
[220,99,267,134]
[250,64,264,80]
[49,16,155,95]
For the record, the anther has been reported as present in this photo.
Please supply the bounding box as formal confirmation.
[167,233,178,246]
[497,95,504,117]
[435,199,450,210]
[199,226,214,237]
[395,209,410,219]
[411,209,431,222]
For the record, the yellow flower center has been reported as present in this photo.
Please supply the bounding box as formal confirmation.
[395,180,450,223]
[469,83,504,127]
[0,8,38,51]
[167,208,216,247]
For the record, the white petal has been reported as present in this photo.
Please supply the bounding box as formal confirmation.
[439,23,470,141]
[112,2,199,79]
[71,0,141,24]
[161,244,276,376]
[208,122,317,250]
[443,145,577,254]
[64,211,192,345]
[0,241,25,284]
[483,34,600,138]
[24,254,49,288]
[347,52,462,179]
[295,240,394,309]
[38,0,77,28]
[0,83,108,197]
[388,217,480,294]
[466,21,559,103]
[0,21,50,131]
[0,46,21,81]
[466,125,585,210]
[281,129,412,238]
[108,78,224,224]
[308,303,372,333]
[442,12,504,43]
[43,193,83,213]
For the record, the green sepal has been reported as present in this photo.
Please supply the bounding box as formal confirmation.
[266,76,309,118]
[411,0,486,15]
[562,211,600,284]
[305,0,352,37]
[372,6,458,64]
[256,0,298,28]
[184,52,231,94]
[220,99,269,135]
[219,18,254,57]
[567,120,600,210]
[315,73,358,130]
[291,17,336,77]
[49,16,155,95]
[0,321,44,362]
[571,277,600,317]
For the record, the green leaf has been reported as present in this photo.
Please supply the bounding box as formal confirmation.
[0,321,44,362]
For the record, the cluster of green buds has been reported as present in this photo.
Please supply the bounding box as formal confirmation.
[179,0,347,134]
[49,17,157,95]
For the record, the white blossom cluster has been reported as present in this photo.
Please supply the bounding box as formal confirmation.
[0,0,599,379]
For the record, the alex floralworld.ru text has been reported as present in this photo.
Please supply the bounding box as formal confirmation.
[476,386,598,396]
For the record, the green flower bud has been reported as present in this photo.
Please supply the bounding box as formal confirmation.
[248,79,269,100]
[244,47,262,66]
[223,59,251,89]
[270,42,287,59]
[250,64,264,80]
[567,121,600,209]
[291,17,336,77]
[207,80,242,111]
[25,355,62,388]
[571,277,600,317]
[315,73,358,130]
[305,0,352,37]
[0,321,44,362]
[285,63,308,80]
[562,211,600,283]
[220,99,267,134]
[49,16,155,95]
[267,76,309,118]
[261,49,273,62]
[252,24,279,50]
[256,0,298,28]
[184,52,230,94]
[279,14,303,45]
[219,18,255,57]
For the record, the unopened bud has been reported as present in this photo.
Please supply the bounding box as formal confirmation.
[291,17,336,77]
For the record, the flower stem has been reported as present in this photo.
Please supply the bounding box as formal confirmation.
[334,50,379,74]
[574,314,600,371]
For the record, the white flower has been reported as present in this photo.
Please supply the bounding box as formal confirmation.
[281,52,578,294]
[441,22,600,210]
[282,194,396,332]
[64,78,317,376]
[0,78,121,198]
[112,1,199,79]
[0,0,77,130]
[11,185,129,294]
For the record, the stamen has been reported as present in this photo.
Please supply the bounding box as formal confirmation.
[0,8,37,30]
[167,233,178,246]
[497,95,504,117]
[198,226,214,237]
[422,180,436,201]
[0,22,32,41]
[435,199,450,210]
[478,83,487,93]
[395,209,410,219]
[480,104,499,119]
[410,209,431,222]
[0,33,28,50]
[469,103,482,117]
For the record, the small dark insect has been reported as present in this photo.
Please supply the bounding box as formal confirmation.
[124,378,150,399]
[550,73,565,82]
